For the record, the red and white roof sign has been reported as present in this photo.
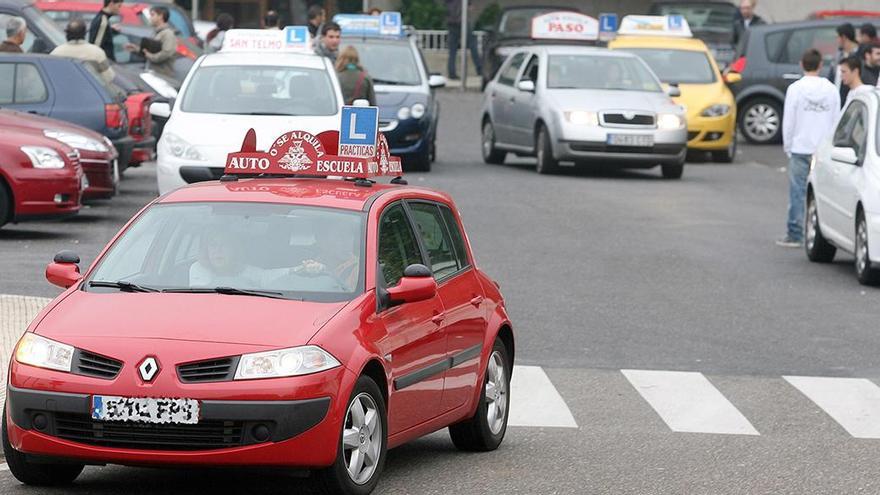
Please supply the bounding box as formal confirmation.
[531,12,599,41]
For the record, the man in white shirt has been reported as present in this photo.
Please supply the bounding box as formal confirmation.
[778,49,841,247]
[840,55,872,106]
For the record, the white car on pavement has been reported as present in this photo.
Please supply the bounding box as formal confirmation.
[151,29,343,194]
[806,88,880,285]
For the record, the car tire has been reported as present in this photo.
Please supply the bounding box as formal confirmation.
[315,376,388,495]
[0,181,10,229]
[449,338,511,452]
[712,132,737,163]
[805,193,836,263]
[2,404,84,486]
[481,121,506,164]
[535,126,559,175]
[855,212,880,286]
[405,149,431,172]
[661,162,684,179]
[740,97,783,144]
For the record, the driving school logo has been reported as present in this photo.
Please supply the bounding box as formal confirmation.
[279,141,314,172]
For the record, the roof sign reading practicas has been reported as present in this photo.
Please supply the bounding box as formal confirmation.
[530,12,599,41]
[616,15,693,38]
[333,12,404,38]
[221,27,312,53]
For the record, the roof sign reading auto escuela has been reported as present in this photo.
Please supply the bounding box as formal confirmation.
[333,12,404,38]
[221,27,311,53]
[616,15,693,38]
[530,12,599,41]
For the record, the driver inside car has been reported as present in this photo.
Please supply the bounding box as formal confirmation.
[189,229,263,288]
[287,220,360,292]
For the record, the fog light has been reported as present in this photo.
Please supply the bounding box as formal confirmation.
[32,413,48,431]
[703,132,723,141]
[252,424,270,442]
[54,194,63,204]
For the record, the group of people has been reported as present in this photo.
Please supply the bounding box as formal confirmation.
[0,0,179,80]
[833,22,880,104]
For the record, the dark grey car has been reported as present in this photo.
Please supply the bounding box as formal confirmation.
[730,18,880,144]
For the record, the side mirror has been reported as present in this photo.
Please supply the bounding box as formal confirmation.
[386,264,436,305]
[831,146,859,165]
[46,251,82,289]
[516,80,536,92]
[149,101,171,119]
[723,72,742,85]
[428,74,447,88]
[666,85,681,97]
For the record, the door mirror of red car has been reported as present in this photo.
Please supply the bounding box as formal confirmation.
[386,264,436,306]
[46,251,82,289]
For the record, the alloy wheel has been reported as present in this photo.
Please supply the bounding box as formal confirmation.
[806,199,818,251]
[342,392,382,485]
[857,219,869,275]
[482,124,494,160]
[743,104,779,142]
[485,351,508,435]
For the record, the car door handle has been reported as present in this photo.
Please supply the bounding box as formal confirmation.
[431,312,445,325]
[782,73,802,80]
[470,295,484,307]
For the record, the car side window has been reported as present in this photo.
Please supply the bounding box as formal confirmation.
[0,64,13,104]
[779,27,837,64]
[1,64,48,104]
[439,205,471,270]
[497,52,526,86]
[833,102,861,147]
[850,104,868,164]
[408,202,460,280]
[519,54,539,85]
[377,203,423,287]
[764,31,786,62]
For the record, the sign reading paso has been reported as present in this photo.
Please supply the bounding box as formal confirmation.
[224,129,403,179]
[531,12,599,41]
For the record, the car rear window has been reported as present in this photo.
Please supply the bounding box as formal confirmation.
[622,48,716,84]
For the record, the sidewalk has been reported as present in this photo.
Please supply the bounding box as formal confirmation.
[0,294,51,404]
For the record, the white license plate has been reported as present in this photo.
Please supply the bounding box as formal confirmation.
[91,395,199,424]
[607,134,654,147]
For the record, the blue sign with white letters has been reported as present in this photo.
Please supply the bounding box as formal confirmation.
[339,106,379,157]
[284,25,308,47]
[334,12,404,38]
[599,13,618,33]
[379,12,402,36]
[668,15,684,30]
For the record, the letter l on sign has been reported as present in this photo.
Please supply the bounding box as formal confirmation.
[348,112,367,140]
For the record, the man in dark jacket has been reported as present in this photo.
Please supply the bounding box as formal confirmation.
[445,0,481,80]
[88,0,123,61]
[733,0,765,46]
[1,16,26,52]
[861,42,880,87]
[307,5,325,39]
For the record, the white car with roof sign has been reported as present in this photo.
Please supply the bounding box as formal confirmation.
[151,28,344,194]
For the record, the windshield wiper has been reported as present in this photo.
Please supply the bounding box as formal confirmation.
[163,286,292,300]
[236,112,295,116]
[89,280,160,293]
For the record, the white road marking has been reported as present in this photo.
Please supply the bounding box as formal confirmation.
[784,376,880,439]
[508,365,578,428]
[622,369,759,435]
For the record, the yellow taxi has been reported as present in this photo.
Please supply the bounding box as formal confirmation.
[609,15,740,162]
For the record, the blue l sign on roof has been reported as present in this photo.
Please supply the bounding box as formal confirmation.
[339,106,379,158]
[284,25,308,47]
[668,15,684,30]
[599,13,618,33]
[379,11,402,36]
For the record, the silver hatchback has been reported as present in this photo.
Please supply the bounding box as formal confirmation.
[480,46,688,178]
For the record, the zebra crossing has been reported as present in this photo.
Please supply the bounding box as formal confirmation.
[510,365,880,440]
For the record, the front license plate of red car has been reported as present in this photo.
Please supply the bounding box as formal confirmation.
[91,396,200,425]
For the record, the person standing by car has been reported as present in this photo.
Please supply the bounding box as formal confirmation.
[307,5,325,39]
[1,16,26,53]
[127,6,177,79]
[206,13,233,53]
[857,23,877,56]
[840,56,871,106]
[831,23,859,105]
[314,22,340,63]
[52,19,116,83]
[445,0,482,80]
[733,0,764,46]
[778,49,840,248]
[88,0,123,62]
[335,46,376,106]
[860,42,880,87]
[263,10,280,30]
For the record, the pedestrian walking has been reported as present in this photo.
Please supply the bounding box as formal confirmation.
[831,23,859,105]
[263,10,280,30]
[336,46,376,106]
[206,13,233,53]
[778,49,840,248]
[51,19,115,83]
[733,0,765,46]
[840,56,871,107]
[1,16,25,53]
[89,0,123,61]
[314,21,340,63]
[444,0,482,80]
[307,5,325,39]
[126,6,178,79]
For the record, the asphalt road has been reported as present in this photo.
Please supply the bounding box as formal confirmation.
[2,91,880,494]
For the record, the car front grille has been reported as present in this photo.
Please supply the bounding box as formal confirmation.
[53,412,245,451]
[602,113,655,127]
[73,350,123,380]
[177,357,239,383]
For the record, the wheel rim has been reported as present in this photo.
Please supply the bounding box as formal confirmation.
[342,392,382,485]
[857,219,869,275]
[482,124,494,159]
[743,104,779,142]
[536,131,545,171]
[806,198,818,251]
[485,351,508,435]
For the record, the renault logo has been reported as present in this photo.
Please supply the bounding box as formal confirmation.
[137,357,160,382]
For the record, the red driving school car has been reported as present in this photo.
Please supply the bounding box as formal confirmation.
[4,127,514,495]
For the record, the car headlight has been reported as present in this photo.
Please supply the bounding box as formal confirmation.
[565,111,599,126]
[20,146,65,169]
[700,104,730,117]
[44,130,110,152]
[162,133,204,161]
[397,106,411,120]
[15,333,74,372]
[410,103,426,119]
[657,113,684,130]
[234,345,341,380]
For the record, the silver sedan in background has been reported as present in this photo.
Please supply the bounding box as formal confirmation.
[480,46,688,178]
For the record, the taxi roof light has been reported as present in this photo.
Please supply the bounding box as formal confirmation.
[616,15,693,38]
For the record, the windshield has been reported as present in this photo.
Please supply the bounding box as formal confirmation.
[88,203,365,302]
[499,8,567,38]
[547,55,662,92]
[345,41,422,86]
[653,4,736,34]
[23,6,67,47]
[181,65,338,116]
[623,48,716,84]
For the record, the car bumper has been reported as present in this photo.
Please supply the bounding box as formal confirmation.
[685,113,736,151]
[11,172,82,220]
[130,135,157,165]
[81,158,117,200]
[112,136,136,170]
[156,152,218,195]
[6,362,353,468]
[381,118,431,156]
[553,123,687,165]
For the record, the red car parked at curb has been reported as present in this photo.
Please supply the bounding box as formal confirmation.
[0,109,118,199]
[3,129,514,494]
[0,127,83,228]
